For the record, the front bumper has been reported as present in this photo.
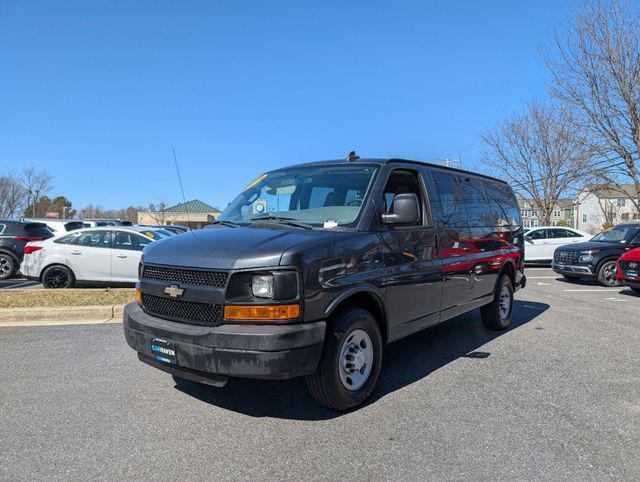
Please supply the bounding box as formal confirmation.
[552,262,595,276]
[123,303,325,380]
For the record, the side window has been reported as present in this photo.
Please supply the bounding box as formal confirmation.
[429,170,466,227]
[459,177,489,227]
[75,231,111,248]
[382,169,424,226]
[549,228,577,238]
[113,231,152,251]
[483,181,521,228]
[528,229,547,240]
[564,230,582,238]
[54,234,77,244]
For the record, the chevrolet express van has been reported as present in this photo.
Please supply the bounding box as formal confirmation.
[123,157,525,410]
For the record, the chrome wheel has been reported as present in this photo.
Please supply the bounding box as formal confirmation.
[498,284,512,319]
[0,256,14,279]
[43,267,70,289]
[601,261,619,286]
[338,329,374,391]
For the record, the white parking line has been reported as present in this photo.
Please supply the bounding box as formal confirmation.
[0,280,36,290]
[528,276,557,279]
[563,289,622,292]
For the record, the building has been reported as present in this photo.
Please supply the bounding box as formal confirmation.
[575,184,640,234]
[137,199,220,229]
[518,199,574,228]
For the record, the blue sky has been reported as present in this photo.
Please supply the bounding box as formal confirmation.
[0,0,576,211]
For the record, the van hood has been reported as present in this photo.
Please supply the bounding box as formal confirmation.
[142,225,330,270]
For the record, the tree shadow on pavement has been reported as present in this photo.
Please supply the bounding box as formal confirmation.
[174,300,549,420]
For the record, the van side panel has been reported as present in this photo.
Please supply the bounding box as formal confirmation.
[424,167,524,321]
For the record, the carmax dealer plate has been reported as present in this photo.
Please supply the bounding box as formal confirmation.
[151,338,177,365]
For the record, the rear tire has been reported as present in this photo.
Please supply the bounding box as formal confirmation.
[596,260,622,287]
[0,253,17,280]
[42,265,75,289]
[481,275,514,330]
[306,307,383,411]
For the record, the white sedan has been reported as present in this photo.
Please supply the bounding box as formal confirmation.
[524,226,592,263]
[20,226,173,288]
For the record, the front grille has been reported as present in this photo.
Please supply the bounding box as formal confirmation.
[619,261,640,272]
[142,265,228,288]
[554,250,579,264]
[142,293,221,326]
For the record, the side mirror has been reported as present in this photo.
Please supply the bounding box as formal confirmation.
[524,235,533,243]
[382,193,419,225]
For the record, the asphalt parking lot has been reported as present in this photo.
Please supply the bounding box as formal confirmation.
[1,267,639,479]
[0,277,41,290]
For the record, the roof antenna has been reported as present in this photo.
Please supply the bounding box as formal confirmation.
[172,147,192,230]
[346,150,359,161]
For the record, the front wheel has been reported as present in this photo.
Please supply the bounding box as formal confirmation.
[481,275,514,330]
[306,307,383,411]
[42,265,75,289]
[597,260,622,287]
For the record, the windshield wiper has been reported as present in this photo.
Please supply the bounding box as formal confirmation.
[210,220,241,228]
[250,215,314,230]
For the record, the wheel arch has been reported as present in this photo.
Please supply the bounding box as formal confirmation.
[497,260,516,292]
[323,286,389,344]
[40,262,76,282]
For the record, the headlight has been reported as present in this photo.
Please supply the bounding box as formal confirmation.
[251,274,274,298]
[578,249,600,263]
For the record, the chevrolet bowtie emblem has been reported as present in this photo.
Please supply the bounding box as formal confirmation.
[164,284,184,298]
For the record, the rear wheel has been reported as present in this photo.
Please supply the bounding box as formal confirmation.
[481,275,514,330]
[306,307,383,411]
[596,260,621,287]
[42,265,75,289]
[0,254,17,280]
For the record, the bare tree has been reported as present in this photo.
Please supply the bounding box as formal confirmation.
[546,0,640,211]
[145,201,169,225]
[482,102,593,225]
[0,174,25,217]
[21,167,53,217]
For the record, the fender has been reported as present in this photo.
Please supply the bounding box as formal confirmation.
[323,284,389,338]
[494,258,517,294]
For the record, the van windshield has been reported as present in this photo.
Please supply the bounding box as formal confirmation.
[219,165,379,228]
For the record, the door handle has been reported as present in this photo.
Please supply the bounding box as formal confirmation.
[70,250,81,255]
[117,254,127,258]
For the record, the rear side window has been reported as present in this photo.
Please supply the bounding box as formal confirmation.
[74,231,111,248]
[549,228,579,239]
[54,234,77,244]
[24,223,54,238]
[482,182,521,228]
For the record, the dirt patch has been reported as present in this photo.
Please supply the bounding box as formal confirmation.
[0,288,135,308]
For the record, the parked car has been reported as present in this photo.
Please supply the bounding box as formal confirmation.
[552,222,640,286]
[524,226,591,263]
[24,218,86,234]
[616,247,640,293]
[151,225,189,234]
[20,226,172,288]
[0,220,53,279]
[82,219,135,227]
[122,156,525,410]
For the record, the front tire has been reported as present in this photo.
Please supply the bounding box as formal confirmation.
[0,253,17,280]
[42,265,75,289]
[306,307,383,411]
[481,274,514,330]
[596,260,621,287]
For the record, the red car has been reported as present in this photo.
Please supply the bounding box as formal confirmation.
[616,247,640,293]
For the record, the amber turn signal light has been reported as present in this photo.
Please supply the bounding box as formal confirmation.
[134,288,142,305]
[224,304,300,321]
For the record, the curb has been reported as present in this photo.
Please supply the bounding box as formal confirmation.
[0,304,126,327]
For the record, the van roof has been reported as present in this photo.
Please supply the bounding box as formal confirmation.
[279,158,507,185]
